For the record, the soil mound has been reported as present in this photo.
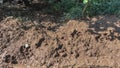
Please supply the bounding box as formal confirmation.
[0,16,120,68]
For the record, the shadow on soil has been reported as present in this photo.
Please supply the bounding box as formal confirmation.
[0,3,60,23]
[88,15,120,41]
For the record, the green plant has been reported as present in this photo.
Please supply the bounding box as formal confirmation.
[64,6,82,19]
[82,0,120,16]
[43,0,120,20]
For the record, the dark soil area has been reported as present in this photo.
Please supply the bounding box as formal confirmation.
[0,15,120,68]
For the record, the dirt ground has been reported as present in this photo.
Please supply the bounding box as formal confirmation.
[0,15,120,68]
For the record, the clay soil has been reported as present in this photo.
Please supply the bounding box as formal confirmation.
[0,15,120,68]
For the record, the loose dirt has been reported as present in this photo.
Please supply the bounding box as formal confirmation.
[0,15,120,68]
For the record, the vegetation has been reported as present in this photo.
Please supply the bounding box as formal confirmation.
[44,0,120,19]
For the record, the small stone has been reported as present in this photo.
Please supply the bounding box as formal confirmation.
[25,44,29,48]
